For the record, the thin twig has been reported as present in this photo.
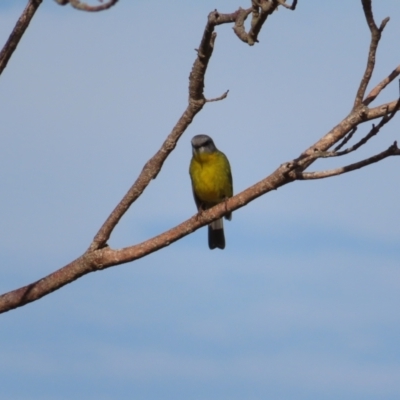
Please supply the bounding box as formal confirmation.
[333,127,357,151]
[353,0,389,109]
[232,8,253,43]
[277,0,298,10]
[0,0,42,77]
[205,90,229,102]
[248,0,279,45]
[232,0,297,45]
[334,99,400,155]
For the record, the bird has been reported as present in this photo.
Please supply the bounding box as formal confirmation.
[189,134,233,250]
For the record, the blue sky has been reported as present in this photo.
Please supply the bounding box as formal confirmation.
[1,1,400,399]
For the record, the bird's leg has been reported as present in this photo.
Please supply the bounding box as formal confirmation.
[223,197,229,216]
[196,203,206,221]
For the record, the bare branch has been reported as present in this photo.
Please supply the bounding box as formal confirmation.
[333,127,357,152]
[363,65,400,106]
[0,160,295,314]
[277,0,298,10]
[0,0,42,77]
[247,0,279,46]
[205,90,229,103]
[366,99,400,120]
[297,142,400,180]
[3,133,399,313]
[353,0,389,109]
[232,1,297,45]
[232,8,253,43]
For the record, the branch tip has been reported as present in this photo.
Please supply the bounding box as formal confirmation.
[379,17,390,32]
[205,90,229,103]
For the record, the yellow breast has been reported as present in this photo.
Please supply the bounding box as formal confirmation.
[189,151,232,206]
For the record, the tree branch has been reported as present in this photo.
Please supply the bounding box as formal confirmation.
[0,0,42,77]
[0,160,295,314]
[277,0,298,10]
[205,90,229,103]
[333,127,357,152]
[353,0,389,109]
[232,0,297,45]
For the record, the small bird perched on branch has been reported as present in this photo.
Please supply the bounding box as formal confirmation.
[189,134,233,250]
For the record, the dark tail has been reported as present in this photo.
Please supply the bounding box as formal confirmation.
[208,218,225,250]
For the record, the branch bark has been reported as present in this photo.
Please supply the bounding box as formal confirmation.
[353,0,389,109]
[0,0,42,77]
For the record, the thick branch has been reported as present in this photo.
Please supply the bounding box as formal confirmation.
[353,0,389,109]
[232,1,297,45]
[0,161,294,314]
[297,142,400,180]
[247,0,279,46]
[0,0,42,77]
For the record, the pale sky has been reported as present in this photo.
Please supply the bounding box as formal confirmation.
[1,1,400,399]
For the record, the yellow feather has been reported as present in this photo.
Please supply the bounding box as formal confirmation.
[189,150,232,206]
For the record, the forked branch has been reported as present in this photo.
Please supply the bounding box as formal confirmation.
[311,98,400,159]
[297,141,400,180]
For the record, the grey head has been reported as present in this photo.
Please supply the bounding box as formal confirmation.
[191,134,217,155]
